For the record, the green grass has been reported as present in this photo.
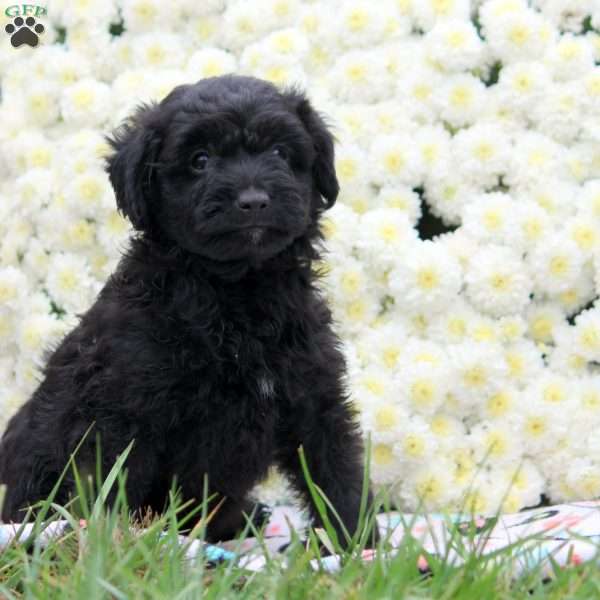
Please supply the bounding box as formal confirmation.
[1,442,600,599]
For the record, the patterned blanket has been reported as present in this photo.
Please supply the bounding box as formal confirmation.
[2,501,600,576]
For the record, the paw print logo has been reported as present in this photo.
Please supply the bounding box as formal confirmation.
[5,16,45,48]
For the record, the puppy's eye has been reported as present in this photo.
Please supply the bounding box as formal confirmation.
[272,145,288,161]
[190,150,209,172]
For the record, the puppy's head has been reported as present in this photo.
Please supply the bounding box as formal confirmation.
[106,75,339,266]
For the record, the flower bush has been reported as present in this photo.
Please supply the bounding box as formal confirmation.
[1,0,600,515]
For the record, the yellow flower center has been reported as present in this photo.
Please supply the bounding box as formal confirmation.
[403,435,426,457]
[410,380,435,405]
[375,405,398,429]
[382,347,400,369]
[416,268,439,290]
[373,443,394,465]
[487,391,511,417]
[463,366,486,388]
[508,24,531,46]
[543,384,565,403]
[549,256,569,276]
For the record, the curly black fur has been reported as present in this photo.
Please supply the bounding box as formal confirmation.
[0,75,376,544]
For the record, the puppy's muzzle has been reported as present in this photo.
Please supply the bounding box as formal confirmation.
[236,188,271,213]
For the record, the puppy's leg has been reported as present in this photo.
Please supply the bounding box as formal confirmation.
[204,497,271,542]
[277,403,375,547]
[176,490,270,541]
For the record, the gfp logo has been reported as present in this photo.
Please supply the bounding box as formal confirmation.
[4,4,47,48]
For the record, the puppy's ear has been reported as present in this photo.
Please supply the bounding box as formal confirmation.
[289,92,339,209]
[105,103,162,231]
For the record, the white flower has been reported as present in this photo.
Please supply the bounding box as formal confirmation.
[20,83,60,127]
[467,312,503,345]
[415,125,452,181]
[462,192,518,244]
[496,61,552,112]
[132,33,188,70]
[435,73,487,127]
[578,376,600,419]
[482,386,521,420]
[181,13,222,47]
[320,203,360,258]
[482,7,556,64]
[429,413,466,446]
[13,168,55,218]
[412,0,471,31]
[450,123,511,187]
[525,301,566,344]
[335,141,369,188]
[334,0,389,48]
[424,19,486,71]
[59,0,118,27]
[61,78,112,127]
[326,255,370,303]
[333,189,377,224]
[521,179,578,221]
[97,210,132,255]
[59,217,97,252]
[45,253,96,314]
[396,64,443,122]
[121,0,176,32]
[526,373,575,411]
[565,458,600,499]
[356,208,418,262]
[396,361,450,415]
[518,396,567,455]
[395,415,439,466]
[16,313,67,359]
[63,169,113,219]
[533,0,594,32]
[329,50,390,103]
[370,441,401,485]
[369,134,424,187]
[530,81,585,143]
[389,240,463,313]
[376,186,422,225]
[22,239,51,283]
[423,174,477,225]
[353,322,408,372]
[447,341,507,411]
[428,298,478,344]
[549,326,593,377]
[465,244,531,317]
[331,289,381,338]
[572,308,600,362]
[579,180,600,221]
[369,101,417,137]
[0,386,28,432]
[544,34,595,81]
[555,265,597,315]
[504,132,567,187]
[220,1,277,52]
[471,421,522,466]
[252,0,302,31]
[400,459,456,510]
[565,215,600,259]
[0,267,28,313]
[498,460,544,513]
[361,395,408,445]
[503,340,544,387]
[187,48,237,79]
[527,234,585,296]
[504,201,554,252]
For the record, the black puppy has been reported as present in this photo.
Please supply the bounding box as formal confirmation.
[0,75,376,545]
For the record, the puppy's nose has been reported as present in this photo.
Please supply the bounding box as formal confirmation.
[237,188,270,212]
